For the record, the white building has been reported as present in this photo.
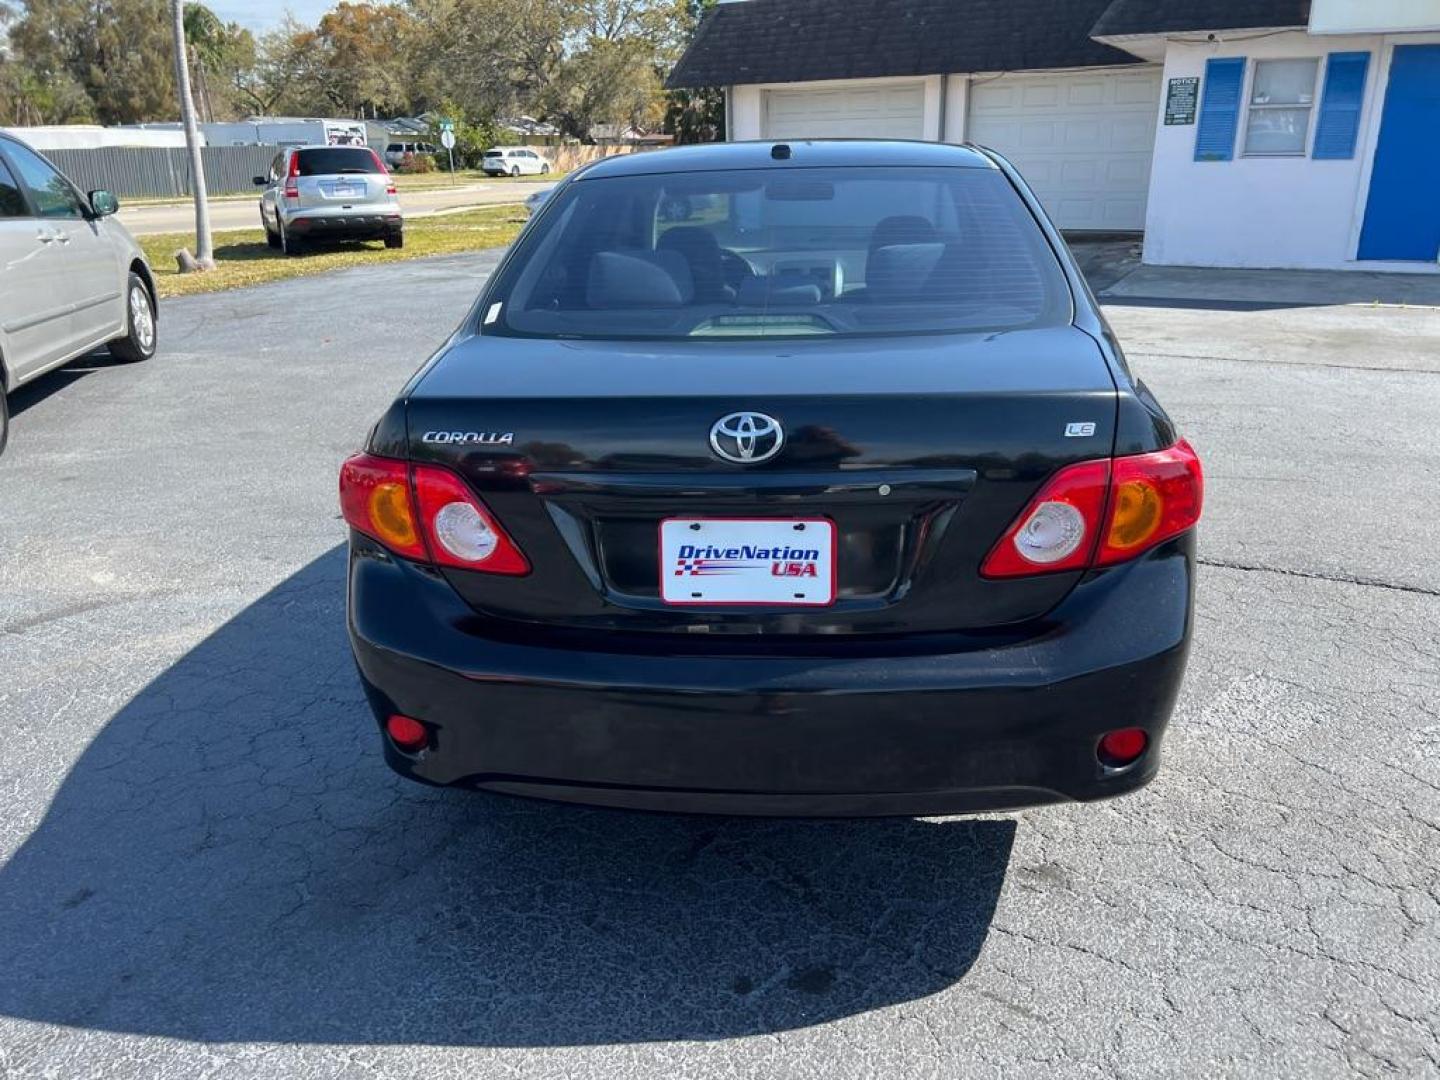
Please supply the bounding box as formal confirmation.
[669,0,1440,272]
[198,118,370,148]
[0,125,189,150]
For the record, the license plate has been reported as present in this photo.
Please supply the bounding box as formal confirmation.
[329,182,363,197]
[660,518,836,606]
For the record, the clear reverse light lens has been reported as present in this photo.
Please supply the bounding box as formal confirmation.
[1014,501,1086,565]
[434,501,499,562]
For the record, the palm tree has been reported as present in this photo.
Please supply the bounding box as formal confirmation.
[171,0,214,271]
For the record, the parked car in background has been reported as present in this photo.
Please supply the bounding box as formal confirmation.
[341,140,1204,817]
[383,141,440,169]
[0,132,157,458]
[523,186,553,217]
[255,146,403,256]
[481,147,551,177]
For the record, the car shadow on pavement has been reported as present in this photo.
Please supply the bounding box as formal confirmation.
[0,547,1014,1046]
[6,348,126,418]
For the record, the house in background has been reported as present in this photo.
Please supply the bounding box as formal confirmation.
[668,0,1440,272]
[669,0,1158,232]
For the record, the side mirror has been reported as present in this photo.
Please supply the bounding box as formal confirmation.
[88,190,119,217]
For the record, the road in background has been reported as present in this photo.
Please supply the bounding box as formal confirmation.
[119,180,553,235]
[0,252,1436,1078]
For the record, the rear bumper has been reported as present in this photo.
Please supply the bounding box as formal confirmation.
[284,210,401,240]
[348,535,1195,817]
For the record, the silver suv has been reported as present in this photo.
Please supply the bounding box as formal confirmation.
[0,133,157,457]
[255,146,403,256]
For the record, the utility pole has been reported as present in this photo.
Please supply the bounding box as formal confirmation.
[171,0,214,271]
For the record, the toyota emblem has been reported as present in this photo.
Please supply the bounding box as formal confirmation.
[710,412,784,464]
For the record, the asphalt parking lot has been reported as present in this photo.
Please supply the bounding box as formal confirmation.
[1,251,1437,1078]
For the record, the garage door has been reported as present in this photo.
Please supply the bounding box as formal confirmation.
[968,69,1161,231]
[764,83,926,140]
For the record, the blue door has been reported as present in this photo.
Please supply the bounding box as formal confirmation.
[1359,44,1440,261]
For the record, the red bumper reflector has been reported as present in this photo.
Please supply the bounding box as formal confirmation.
[1097,727,1148,767]
[385,714,428,752]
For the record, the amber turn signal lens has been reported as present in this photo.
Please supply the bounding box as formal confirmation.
[368,481,420,550]
[1107,478,1162,551]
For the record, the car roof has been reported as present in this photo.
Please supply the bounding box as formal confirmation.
[577,139,996,180]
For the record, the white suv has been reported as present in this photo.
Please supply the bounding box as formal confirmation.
[0,133,157,457]
[481,148,552,177]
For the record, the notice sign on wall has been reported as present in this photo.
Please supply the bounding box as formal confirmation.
[1165,77,1200,125]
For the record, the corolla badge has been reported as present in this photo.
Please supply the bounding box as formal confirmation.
[421,431,515,445]
[710,412,784,464]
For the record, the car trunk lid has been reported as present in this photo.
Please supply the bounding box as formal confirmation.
[404,326,1117,636]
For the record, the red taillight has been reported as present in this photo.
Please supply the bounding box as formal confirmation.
[411,464,529,575]
[1096,439,1204,566]
[339,454,426,561]
[385,713,428,751]
[283,151,300,199]
[981,439,1203,578]
[339,454,529,576]
[980,460,1110,577]
[368,149,398,195]
[1097,727,1148,767]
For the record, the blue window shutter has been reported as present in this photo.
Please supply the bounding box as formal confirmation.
[1195,57,1246,161]
[1313,52,1371,159]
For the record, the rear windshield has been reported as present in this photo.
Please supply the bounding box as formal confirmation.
[294,148,381,176]
[484,165,1070,340]
[484,150,504,157]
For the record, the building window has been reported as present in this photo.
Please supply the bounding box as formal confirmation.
[1244,58,1320,156]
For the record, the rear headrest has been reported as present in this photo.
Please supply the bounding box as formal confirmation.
[868,215,938,258]
[658,227,731,302]
[736,276,822,307]
[867,242,945,303]
[657,226,722,261]
[586,250,694,308]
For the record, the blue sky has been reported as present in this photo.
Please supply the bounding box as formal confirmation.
[211,1,336,34]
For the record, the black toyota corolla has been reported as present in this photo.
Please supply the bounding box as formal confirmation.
[341,140,1202,816]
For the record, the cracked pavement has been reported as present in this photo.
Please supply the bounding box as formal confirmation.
[1,251,1437,1078]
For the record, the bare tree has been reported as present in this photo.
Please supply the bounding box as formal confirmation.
[171,0,214,271]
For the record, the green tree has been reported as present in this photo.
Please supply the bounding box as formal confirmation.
[10,0,176,124]
[403,0,573,122]
[544,34,661,141]
[662,0,723,143]
[0,56,94,125]
[309,2,413,117]
[230,18,319,116]
[184,3,256,120]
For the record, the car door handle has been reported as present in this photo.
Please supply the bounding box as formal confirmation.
[53,230,71,244]
[36,231,54,244]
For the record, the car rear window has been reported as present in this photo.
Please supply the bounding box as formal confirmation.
[485,165,1071,340]
[484,150,504,157]
[294,148,381,175]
